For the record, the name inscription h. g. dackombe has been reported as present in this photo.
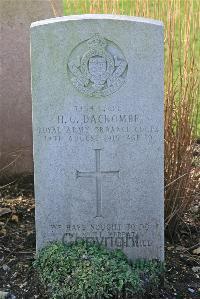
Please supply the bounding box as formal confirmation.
[76,149,119,217]
[36,108,159,144]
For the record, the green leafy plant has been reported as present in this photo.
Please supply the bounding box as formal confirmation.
[34,240,164,299]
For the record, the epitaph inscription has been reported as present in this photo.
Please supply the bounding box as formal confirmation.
[76,149,119,217]
[68,34,128,97]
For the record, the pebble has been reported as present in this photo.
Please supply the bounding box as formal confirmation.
[192,266,200,273]
[2,265,10,272]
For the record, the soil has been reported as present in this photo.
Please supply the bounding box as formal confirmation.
[0,175,199,299]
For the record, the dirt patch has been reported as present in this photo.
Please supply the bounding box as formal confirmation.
[0,178,199,299]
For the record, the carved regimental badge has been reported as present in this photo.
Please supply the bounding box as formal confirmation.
[68,34,128,97]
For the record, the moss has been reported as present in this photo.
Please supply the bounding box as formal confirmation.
[34,241,164,299]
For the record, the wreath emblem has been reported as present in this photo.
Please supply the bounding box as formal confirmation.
[68,34,128,97]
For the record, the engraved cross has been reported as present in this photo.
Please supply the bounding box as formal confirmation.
[76,149,119,217]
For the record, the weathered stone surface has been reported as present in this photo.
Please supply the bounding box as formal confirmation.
[31,15,164,260]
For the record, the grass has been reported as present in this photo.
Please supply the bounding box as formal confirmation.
[56,0,200,238]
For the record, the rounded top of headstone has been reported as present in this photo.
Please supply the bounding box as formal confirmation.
[30,14,163,29]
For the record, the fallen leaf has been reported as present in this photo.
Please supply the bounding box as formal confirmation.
[0,208,11,217]
[167,246,174,250]
[176,246,185,251]
[193,247,200,255]
[27,230,33,236]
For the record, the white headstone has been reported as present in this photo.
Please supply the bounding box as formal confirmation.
[31,15,164,261]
